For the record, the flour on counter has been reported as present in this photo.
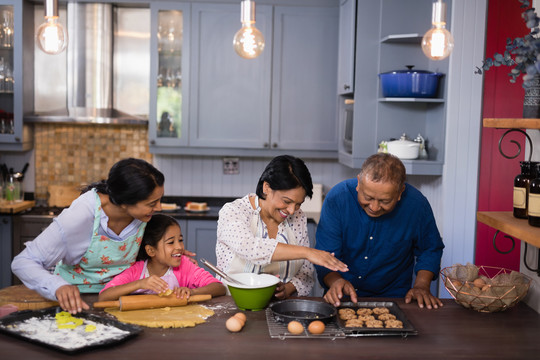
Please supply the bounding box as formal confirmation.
[1,315,131,351]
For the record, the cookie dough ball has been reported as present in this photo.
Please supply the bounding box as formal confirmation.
[385,319,404,328]
[365,319,384,328]
[338,308,357,320]
[372,307,390,315]
[356,308,373,316]
[377,313,396,321]
[345,318,364,327]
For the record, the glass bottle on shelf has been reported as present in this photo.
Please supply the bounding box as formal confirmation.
[513,161,535,219]
[528,163,540,227]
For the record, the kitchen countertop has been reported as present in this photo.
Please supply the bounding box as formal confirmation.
[1,295,539,359]
[15,196,319,223]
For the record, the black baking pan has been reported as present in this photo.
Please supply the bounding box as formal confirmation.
[269,299,337,325]
[0,307,142,353]
[336,301,417,337]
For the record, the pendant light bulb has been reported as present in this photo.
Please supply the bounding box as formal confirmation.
[233,0,265,59]
[36,0,68,55]
[421,0,454,60]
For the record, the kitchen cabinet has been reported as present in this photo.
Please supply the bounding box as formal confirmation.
[150,1,339,158]
[148,2,190,148]
[0,215,12,288]
[11,214,54,285]
[339,0,449,175]
[0,0,33,152]
[337,0,356,95]
[184,219,218,275]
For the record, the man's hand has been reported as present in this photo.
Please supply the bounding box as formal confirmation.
[322,273,357,307]
[405,270,443,309]
[55,285,90,314]
[404,286,443,309]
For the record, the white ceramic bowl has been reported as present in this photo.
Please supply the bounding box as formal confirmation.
[223,273,280,289]
[386,139,420,159]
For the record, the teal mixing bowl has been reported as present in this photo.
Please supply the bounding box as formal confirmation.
[224,273,280,311]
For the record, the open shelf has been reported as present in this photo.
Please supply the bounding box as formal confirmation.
[378,97,444,103]
[483,118,540,129]
[477,211,540,248]
[380,33,423,44]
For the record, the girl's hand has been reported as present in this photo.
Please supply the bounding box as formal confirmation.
[307,249,349,273]
[173,287,193,299]
[139,275,169,294]
[55,285,90,314]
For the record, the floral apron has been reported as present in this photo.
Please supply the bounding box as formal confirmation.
[228,196,303,283]
[55,190,146,292]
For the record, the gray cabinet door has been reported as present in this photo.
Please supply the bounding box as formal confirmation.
[185,219,218,275]
[337,0,356,95]
[271,6,339,151]
[0,216,12,288]
[149,2,191,148]
[189,3,273,149]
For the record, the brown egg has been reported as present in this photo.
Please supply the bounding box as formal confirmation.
[287,320,304,334]
[473,278,486,288]
[307,320,325,334]
[233,312,247,325]
[226,316,244,332]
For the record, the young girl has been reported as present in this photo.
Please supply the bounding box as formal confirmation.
[99,214,225,301]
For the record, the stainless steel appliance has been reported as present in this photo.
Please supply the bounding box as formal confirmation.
[25,3,150,124]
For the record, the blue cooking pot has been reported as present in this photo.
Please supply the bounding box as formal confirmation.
[379,66,444,98]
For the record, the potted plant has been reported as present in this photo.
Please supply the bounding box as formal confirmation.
[476,0,540,117]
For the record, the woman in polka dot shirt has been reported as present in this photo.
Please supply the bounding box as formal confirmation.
[216,155,348,299]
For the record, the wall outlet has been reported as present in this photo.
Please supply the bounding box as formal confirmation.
[223,157,239,174]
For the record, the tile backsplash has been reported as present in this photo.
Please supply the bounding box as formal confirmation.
[33,123,151,202]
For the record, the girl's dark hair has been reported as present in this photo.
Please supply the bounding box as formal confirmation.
[82,158,165,205]
[137,214,180,261]
[255,155,313,200]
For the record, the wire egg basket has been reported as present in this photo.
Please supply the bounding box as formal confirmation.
[440,264,531,313]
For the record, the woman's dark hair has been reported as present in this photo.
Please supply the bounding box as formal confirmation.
[255,155,313,199]
[82,158,165,205]
[137,214,180,261]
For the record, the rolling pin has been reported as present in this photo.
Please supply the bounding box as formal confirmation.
[93,294,212,311]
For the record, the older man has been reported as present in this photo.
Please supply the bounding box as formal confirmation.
[315,153,444,309]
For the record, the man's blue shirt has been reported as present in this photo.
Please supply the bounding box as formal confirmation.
[315,179,444,297]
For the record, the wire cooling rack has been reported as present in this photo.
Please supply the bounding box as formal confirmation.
[265,308,345,340]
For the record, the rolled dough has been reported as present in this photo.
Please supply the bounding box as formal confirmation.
[105,304,214,328]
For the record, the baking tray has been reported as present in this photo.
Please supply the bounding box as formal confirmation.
[336,301,418,337]
[0,307,142,353]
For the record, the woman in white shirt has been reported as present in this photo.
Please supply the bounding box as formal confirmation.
[216,155,348,299]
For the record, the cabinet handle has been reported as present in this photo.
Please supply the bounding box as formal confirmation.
[2,218,8,224]
[272,143,278,148]
[263,142,269,148]
[15,137,20,142]
[150,139,156,145]
[343,84,351,90]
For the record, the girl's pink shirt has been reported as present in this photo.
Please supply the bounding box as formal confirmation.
[100,255,222,293]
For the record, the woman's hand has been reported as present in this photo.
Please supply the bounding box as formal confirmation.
[139,275,169,294]
[274,281,296,300]
[55,285,90,314]
[306,249,348,273]
[173,286,193,299]
[183,249,198,265]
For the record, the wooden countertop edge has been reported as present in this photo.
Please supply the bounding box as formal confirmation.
[477,211,540,248]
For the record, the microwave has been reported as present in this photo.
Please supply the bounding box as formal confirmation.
[342,99,354,153]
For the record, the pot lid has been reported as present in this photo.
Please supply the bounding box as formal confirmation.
[380,65,436,75]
